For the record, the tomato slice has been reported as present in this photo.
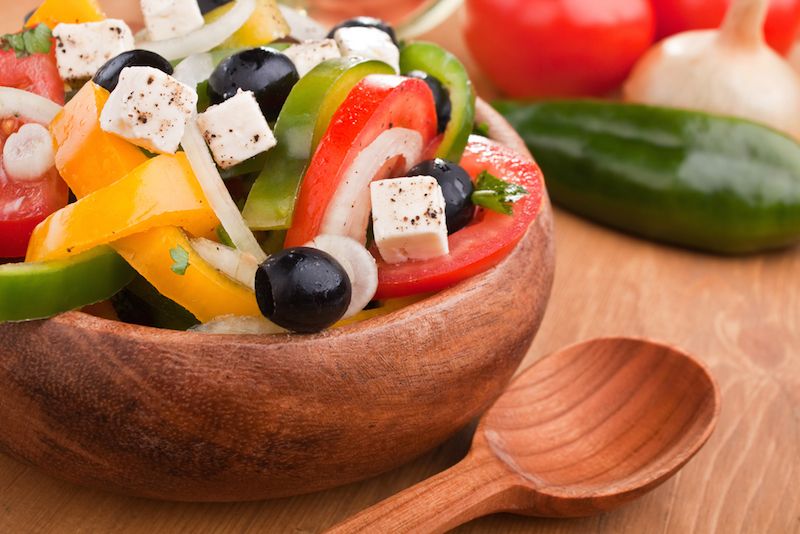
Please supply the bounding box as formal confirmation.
[0,47,65,105]
[1,118,68,258]
[374,136,544,299]
[284,74,437,248]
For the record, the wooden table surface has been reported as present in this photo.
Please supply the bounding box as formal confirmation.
[2,2,799,533]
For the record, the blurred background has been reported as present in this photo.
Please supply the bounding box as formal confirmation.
[7,0,800,103]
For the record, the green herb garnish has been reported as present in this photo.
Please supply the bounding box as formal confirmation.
[471,170,528,216]
[1,24,52,58]
[169,245,190,275]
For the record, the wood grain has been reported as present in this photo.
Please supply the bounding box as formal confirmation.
[328,338,719,532]
[0,104,554,501]
[1,1,799,533]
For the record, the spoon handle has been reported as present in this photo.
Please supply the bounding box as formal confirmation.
[326,452,515,534]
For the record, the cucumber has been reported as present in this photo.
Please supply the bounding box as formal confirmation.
[494,99,800,254]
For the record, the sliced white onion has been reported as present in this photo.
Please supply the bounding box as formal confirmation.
[191,315,286,335]
[173,53,215,88]
[2,123,55,182]
[320,127,423,244]
[0,87,62,125]
[190,236,259,290]
[137,0,256,61]
[278,5,327,41]
[396,0,464,39]
[182,119,267,262]
[305,235,378,319]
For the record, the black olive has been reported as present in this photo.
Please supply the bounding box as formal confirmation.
[406,70,451,134]
[407,159,474,234]
[92,50,174,92]
[197,0,232,15]
[327,17,399,46]
[208,48,299,122]
[255,247,352,333]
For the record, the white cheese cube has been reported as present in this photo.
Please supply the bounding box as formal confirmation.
[283,39,341,78]
[334,27,400,74]
[52,20,134,82]
[141,0,204,42]
[370,176,449,264]
[100,67,198,154]
[196,90,277,169]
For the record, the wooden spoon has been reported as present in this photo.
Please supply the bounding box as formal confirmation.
[328,337,720,533]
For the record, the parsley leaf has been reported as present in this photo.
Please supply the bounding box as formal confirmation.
[471,170,528,216]
[0,24,52,58]
[170,245,190,275]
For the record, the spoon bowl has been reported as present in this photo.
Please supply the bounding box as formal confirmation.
[480,337,720,517]
[329,337,720,532]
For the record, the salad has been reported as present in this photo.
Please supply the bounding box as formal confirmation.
[0,0,544,334]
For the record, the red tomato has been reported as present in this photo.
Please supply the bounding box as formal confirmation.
[0,117,68,258]
[652,0,800,54]
[0,46,65,105]
[374,136,544,299]
[285,75,437,248]
[464,0,655,98]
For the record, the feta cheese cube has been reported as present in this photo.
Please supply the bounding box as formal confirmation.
[283,39,341,78]
[53,20,134,82]
[196,90,277,169]
[100,67,198,154]
[334,27,400,74]
[141,0,204,42]
[370,176,449,264]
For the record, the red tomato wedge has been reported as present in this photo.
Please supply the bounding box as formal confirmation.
[374,136,544,299]
[0,47,65,105]
[284,75,437,248]
[1,117,68,258]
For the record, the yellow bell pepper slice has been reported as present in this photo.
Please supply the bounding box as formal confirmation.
[26,0,105,29]
[48,89,259,321]
[26,153,218,263]
[50,82,148,198]
[113,228,260,322]
[204,0,289,48]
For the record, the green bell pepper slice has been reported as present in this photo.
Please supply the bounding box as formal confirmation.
[242,56,394,230]
[112,275,199,331]
[400,41,475,163]
[0,246,135,322]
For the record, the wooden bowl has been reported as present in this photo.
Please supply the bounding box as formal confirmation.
[0,100,555,502]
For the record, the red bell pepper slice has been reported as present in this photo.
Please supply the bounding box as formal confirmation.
[284,74,437,248]
[374,136,545,299]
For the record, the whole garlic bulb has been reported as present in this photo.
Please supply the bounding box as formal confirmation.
[624,0,800,140]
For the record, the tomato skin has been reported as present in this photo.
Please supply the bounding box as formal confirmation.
[464,0,655,98]
[374,136,544,299]
[652,0,800,54]
[1,119,69,259]
[285,75,437,248]
[0,45,65,104]
[0,166,68,259]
